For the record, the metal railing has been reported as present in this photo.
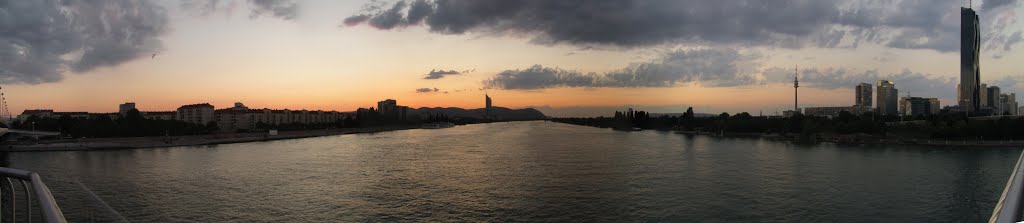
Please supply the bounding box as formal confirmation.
[0,167,66,223]
[990,151,1024,223]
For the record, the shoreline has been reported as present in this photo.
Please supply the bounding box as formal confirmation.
[0,125,419,152]
[558,122,1024,148]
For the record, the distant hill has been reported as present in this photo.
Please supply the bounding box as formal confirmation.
[411,107,547,121]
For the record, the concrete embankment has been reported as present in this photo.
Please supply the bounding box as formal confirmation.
[1,126,417,152]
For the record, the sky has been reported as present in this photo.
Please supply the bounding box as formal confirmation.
[1,0,1023,117]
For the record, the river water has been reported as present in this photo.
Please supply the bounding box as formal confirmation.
[4,121,1020,222]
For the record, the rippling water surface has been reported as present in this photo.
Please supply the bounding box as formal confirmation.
[5,121,1021,222]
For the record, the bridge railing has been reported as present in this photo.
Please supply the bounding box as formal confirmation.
[989,151,1024,223]
[0,167,66,223]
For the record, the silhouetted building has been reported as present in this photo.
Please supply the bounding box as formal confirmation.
[221,108,343,131]
[900,97,935,116]
[960,7,981,113]
[485,94,493,119]
[142,111,175,120]
[176,103,215,125]
[998,93,1018,115]
[376,99,408,121]
[1007,93,1015,116]
[855,83,872,113]
[1011,93,1018,115]
[18,109,54,122]
[486,94,492,109]
[980,83,989,107]
[988,86,1001,113]
[782,110,800,118]
[876,80,898,115]
[377,99,398,114]
[230,102,249,111]
[899,96,908,115]
[119,102,136,116]
[928,98,941,114]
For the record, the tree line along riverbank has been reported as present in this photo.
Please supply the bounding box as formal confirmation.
[550,108,1024,147]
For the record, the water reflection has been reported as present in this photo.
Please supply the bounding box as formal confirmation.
[5,121,1020,222]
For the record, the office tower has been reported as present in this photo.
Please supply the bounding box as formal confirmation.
[855,83,872,113]
[988,86,1001,114]
[928,98,941,114]
[485,94,493,119]
[980,83,988,107]
[1010,93,1018,115]
[903,97,934,116]
[998,93,1018,115]
[959,7,981,113]
[485,94,492,109]
[999,94,1009,115]
[899,96,909,116]
[876,80,898,115]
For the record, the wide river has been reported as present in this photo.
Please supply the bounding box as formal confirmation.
[4,121,1021,222]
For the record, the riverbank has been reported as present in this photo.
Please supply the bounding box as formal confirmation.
[0,125,419,152]
[565,122,1024,148]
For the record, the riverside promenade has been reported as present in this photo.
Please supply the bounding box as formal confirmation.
[0,126,418,152]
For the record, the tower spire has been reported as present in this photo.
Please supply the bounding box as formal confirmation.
[794,65,799,113]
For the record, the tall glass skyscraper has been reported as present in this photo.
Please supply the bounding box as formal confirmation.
[959,7,981,113]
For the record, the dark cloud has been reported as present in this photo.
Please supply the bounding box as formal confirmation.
[983,0,1016,10]
[424,69,461,79]
[368,1,408,29]
[0,0,169,84]
[343,14,372,26]
[248,0,298,20]
[416,87,441,93]
[346,0,432,28]
[484,46,960,100]
[182,0,296,20]
[483,48,761,90]
[180,0,231,16]
[406,0,434,24]
[345,0,1024,53]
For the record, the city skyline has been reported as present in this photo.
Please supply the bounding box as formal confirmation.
[5,2,1024,222]
[2,1,1024,117]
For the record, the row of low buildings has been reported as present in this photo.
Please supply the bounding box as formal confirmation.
[19,102,354,132]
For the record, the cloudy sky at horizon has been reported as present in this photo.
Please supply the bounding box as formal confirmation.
[2,0,1023,117]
